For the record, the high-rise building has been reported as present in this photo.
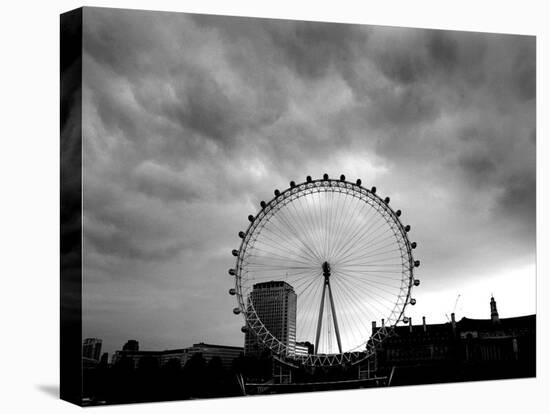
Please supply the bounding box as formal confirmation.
[245,281,297,357]
[82,338,102,361]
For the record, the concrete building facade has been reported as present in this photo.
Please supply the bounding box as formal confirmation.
[244,281,297,357]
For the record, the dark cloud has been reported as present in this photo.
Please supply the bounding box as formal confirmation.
[458,151,497,186]
[513,45,536,101]
[378,53,427,84]
[79,8,536,354]
[427,31,459,70]
[268,21,367,79]
[132,160,202,202]
[495,172,536,231]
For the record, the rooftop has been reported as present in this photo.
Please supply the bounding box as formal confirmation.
[114,343,244,355]
[252,280,295,291]
[458,314,535,331]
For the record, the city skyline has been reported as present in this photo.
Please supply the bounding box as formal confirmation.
[89,291,528,358]
[80,8,535,357]
[79,292,535,403]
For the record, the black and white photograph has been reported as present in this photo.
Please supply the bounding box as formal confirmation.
[3,1,548,413]
[58,6,539,406]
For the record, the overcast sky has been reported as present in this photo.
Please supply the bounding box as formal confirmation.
[80,7,535,356]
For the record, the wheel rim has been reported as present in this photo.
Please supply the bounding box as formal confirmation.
[231,176,418,367]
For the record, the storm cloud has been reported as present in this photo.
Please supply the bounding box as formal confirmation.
[80,8,535,355]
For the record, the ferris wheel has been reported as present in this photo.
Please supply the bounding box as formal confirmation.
[228,174,420,367]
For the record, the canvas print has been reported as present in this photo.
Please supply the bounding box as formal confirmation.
[60,6,536,406]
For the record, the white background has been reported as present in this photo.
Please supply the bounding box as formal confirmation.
[0,0,547,412]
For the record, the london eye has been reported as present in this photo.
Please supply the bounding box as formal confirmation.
[229,174,420,367]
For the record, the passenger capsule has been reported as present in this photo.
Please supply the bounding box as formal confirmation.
[411,242,417,249]
[340,174,346,181]
[233,307,241,315]
[403,316,409,324]
[306,175,312,183]
[229,288,236,295]
[356,179,362,186]
[274,189,280,196]
[260,201,266,208]
[290,181,296,188]
[248,215,254,222]
[414,260,420,267]
[228,268,236,276]
[238,231,245,239]
[410,298,417,305]
[232,249,239,257]
[396,210,402,217]
[384,197,390,204]
[323,173,329,180]
[414,279,420,286]
[371,186,376,194]
[241,326,248,333]
[405,225,411,232]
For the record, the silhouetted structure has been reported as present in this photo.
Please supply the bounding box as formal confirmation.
[371,296,535,385]
[82,297,535,404]
[83,338,102,361]
[187,343,244,369]
[122,339,139,351]
[111,341,243,370]
[490,295,500,323]
[99,352,109,365]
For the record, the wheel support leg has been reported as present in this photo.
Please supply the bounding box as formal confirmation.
[315,281,327,354]
[327,280,343,354]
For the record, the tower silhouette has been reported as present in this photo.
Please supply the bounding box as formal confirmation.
[490,296,500,324]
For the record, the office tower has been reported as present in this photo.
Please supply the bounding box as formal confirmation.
[82,338,102,361]
[245,281,297,357]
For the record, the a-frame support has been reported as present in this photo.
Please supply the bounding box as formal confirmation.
[314,262,343,354]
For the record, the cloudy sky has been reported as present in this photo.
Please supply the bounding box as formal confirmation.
[80,7,535,356]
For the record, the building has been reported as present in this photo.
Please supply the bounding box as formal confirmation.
[371,296,535,385]
[99,352,109,365]
[111,341,243,370]
[83,338,102,361]
[110,348,184,369]
[186,343,244,369]
[295,341,314,356]
[158,348,189,368]
[122,339,139,351]
[244,281,297,357]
